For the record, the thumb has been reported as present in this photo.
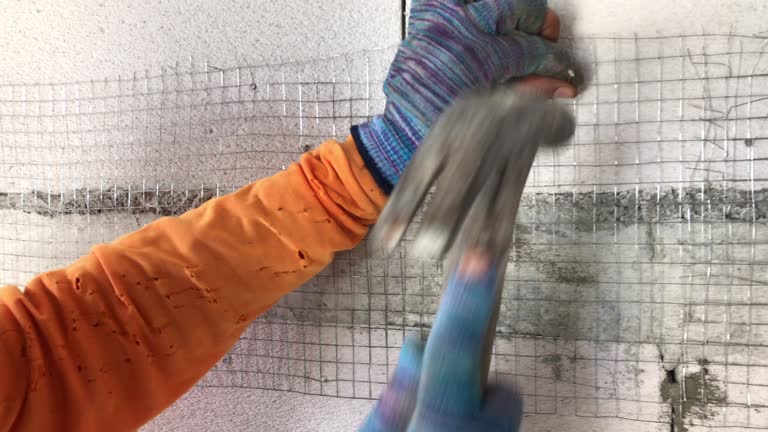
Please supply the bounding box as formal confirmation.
[514,75,577,99]
[480,385,524,431]
[359,335,425,432]
[481,386,523,432]
[498,33,582,89]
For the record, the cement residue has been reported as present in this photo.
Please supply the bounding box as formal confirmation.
[518,186,768,227]
[540,261,597,285]
[2,184,764,344]
[660,367,727,432]
[0,187,220,217]
[1,186,765,223]
[541,354,576,381]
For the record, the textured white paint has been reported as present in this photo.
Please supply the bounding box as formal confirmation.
[551,0,768,36]
[144,386,671,432]
[404,0,768,37]
[1,0,400,84]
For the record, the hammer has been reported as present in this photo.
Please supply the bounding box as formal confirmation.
[369,86,576,389]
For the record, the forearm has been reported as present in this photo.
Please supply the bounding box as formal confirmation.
[0,136,385,431]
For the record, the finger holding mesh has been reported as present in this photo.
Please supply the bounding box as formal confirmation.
[496,33,581,87]
[465,0,549,36]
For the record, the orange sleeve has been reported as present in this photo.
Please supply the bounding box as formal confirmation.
[0,136,387,431]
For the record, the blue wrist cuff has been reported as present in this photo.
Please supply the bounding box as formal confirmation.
[353,113,424,192]
[351,125,394,195]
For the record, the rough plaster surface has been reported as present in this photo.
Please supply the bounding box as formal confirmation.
[143,386,689,432]
[1,0,400,84]
[549,0,768,37]
[405,0,768,37]
[2,1,768,431]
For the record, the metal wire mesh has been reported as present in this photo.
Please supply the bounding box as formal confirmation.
[1,34,767,430]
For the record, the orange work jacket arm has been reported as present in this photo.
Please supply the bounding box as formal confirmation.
[0,137,386,431]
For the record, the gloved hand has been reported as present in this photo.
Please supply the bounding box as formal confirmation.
[353,0,578,192]
[360,252,522,432]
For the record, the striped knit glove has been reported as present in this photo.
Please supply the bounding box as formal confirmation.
[352,0,576,192]
[360,256,522,432]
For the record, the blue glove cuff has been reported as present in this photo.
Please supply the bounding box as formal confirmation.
[353,108,427,192]
[351,123,395,195]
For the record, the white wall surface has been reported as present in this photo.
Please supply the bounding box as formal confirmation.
[5,0,768,85]
[1,0,401,84]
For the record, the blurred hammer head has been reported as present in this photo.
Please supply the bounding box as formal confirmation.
[369,87,575,266]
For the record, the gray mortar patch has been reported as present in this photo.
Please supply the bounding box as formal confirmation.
[540,354,577,381]
[540,261,597,285]
[1,186,765,223]
[2,185,765,340]
[0,187,222,217]
[516,186,768,226]
[660,367,727,432]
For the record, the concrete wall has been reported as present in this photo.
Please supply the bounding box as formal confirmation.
[2,1,768,431]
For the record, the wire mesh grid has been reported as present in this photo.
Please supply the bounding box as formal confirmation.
[1,34,767,429]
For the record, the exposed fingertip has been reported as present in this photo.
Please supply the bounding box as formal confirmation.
[554,86,577,99]
[540,9,561,42]
[513,76,578,100]
[484,385,524,421]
